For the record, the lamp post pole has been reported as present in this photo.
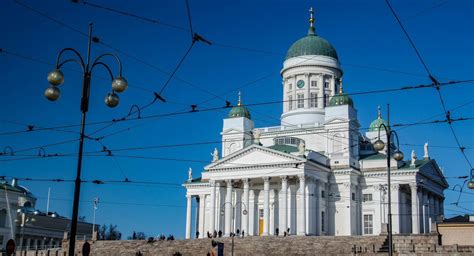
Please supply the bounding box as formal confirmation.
[373,104,404,256]
[44,23,128,256]
[221,201,247,256]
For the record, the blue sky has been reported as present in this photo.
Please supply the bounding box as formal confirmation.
[0,0,473,238]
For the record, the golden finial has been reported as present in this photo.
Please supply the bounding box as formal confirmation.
[237,91,242,106]
[308,7,316,35]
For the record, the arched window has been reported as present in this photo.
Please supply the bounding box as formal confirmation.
[23,201,32,208]
[333,133,344,153]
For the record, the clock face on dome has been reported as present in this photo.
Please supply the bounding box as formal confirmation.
[297,80,305,88]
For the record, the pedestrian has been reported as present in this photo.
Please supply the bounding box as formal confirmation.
[241,230,245,237]
[275,228,279,236]
[284,231,287,237]
[287,228,290,236]
[196,231,200,239]
[236,229,240,236]
[213,230,217,238]
[218,230,222,238]
[207,231,211,238]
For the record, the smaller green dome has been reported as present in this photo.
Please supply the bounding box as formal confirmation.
[228,105,251,119]
[228,92,251,119]
[369,107,388,132]
[329,87,353,107]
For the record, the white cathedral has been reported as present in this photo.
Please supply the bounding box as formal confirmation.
[183,9,448,239]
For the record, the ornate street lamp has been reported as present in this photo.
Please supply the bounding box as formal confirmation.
[372,105,403,256]
[468,169,474,190]
[44,23,127,256]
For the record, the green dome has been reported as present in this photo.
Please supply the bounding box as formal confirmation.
[228,105,251,119]
[329,92,353,107]
[286,34,338,60]
[369,117,388,132]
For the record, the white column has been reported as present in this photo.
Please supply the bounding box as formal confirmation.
[390,184,400,234]
[248,189,255,236]
[225,179,233,236]
[318,75,324,108]
[410,184,420,234]
[199,194,206,238]
[270,190,275,235]
[279,176,288,234]
[242,179,250,236]
[263,176,270,236]
[185,195,192,239]
[306,178,315,235]
[422,190,429,233]
[209,180,216,234]
[434,196,440,221]
[315,180,321,235]
[297,174,306,235]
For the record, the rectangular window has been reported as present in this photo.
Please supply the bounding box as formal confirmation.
[352,192,356,201]
[321,190,325,198]
[363,214,373,235]
[311,81,317,87]
[324,81,329,88]
[297,93,304,108]
[321,211,325,232]
[310,92,317,108]
[363,194,373,202]
[288,95,293,111]
[259,209,264,218]
[288,83,292,90]
[324,95,329,107]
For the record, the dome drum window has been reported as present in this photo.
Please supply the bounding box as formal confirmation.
[274,137,304,147]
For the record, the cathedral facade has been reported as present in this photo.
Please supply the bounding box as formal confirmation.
[183,10,448,239]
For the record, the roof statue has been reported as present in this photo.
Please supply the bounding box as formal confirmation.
[411,150,417,167]
[188,167,193,182]
[211,148,219,162]
[298,140,306,156]
[424,142,429,160]
[253,129,262,145]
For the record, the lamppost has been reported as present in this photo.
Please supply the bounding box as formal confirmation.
[220,202,247,256]
[92,197,99,239]
[16,208,36,253]
[44,23,128,256]
[372,105,404,256]
[468,169,474,190]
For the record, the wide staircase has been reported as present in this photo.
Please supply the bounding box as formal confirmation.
[31,235,474,255]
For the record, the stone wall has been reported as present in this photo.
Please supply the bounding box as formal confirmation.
[438,223,474,246]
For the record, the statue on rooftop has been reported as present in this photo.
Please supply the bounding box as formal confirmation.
[188,167,192,182]
[424,142,429,159]
[211,147,219,162]
[411,150,417,166]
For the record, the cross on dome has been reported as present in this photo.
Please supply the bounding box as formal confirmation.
[237,91,242,106]
[308,7,316,35]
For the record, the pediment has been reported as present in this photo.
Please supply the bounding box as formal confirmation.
[418,160,449,188]
[205,144,305,170]
[324,117,349,125]
[221,128,243,134]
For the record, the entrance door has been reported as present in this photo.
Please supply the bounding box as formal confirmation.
[258,209,264,235]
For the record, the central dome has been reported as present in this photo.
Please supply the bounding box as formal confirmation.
[286,34,338,60]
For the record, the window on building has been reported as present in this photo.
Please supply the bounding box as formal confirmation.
[259,209,264,218]
[297,93,304,108]
[324,81,329,88]
[274,137,303,147]
[311,81,317,87]
[324,95,329,107]
[363,194,373,202]
[0,209,6,227]
[288,95,293,111]
[363,214,373,234]
[321,190,325,198]
[310,92,317,108]
[289,83,292,90]
[321,211,325,232]
[352,192,356,201]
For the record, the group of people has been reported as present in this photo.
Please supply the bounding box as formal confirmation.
[197,229,247,239]
[197,228,293,238]
[156,234,175,241]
